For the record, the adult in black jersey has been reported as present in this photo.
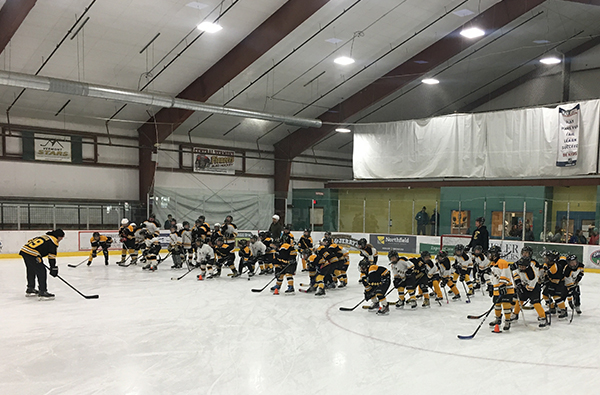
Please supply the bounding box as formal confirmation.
[466,217,489,253]
[19,229,65,299]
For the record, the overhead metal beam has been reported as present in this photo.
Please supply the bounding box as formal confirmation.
[0,0,36,55]
[563,0,600,6]
[273,0,546,200]
[458,35,600,112]
[137,0,331,202]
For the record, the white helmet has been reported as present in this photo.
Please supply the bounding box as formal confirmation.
[121,218,129,225]
[214,223,221,228]
[176,223,184,231]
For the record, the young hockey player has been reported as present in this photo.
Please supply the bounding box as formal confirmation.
[19,229,65,299]
[117,218,130,264]
[271,239,298,294]
[222,215,237,244]
[214,237,239,277]
[313,237,337,297]
[120,222,138,265]
[87,232,113,266]
[359,258,391,315]
[323,237,348,288]
[563,254,584,315]
[421,251,443,304]
[358,238,378,264]
[436,250,462,301]
[181,221,194,266]
[196,238,215,280]
[300,249,319,292]
[453,244,474,296]
[192,216,211,243]
[512,257,547,328]
[281,224,295,245]
[260,231,276,275]
[143,214,160,236]
[388,251,416,309]
[169,224,183,269]
[413,253,432,308]
[298,229,313,271]
[211,223,223,246]
[141,229,161,271]
[237,239,255,277]
[542,250,568,319]
[471,245,492,292]
[249,234,266,274]
[488,246,515,331]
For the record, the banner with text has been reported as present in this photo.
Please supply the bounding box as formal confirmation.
[370,234,416,253]
[35,134,71,162]
[556,104,580,167]
[193,148,235,174]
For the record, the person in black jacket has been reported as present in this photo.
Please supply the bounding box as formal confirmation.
[466,217,489,253]
[19,229,65,299]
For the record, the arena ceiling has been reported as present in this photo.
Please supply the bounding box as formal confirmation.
[1,0,600,156]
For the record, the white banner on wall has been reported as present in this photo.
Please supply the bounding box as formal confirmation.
[193,148,235,174]
[556,104,580,167]
[35,134,71,162]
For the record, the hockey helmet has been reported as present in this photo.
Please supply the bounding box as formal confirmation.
[521,246,533,257]
[183,221,190,229]
[250,234,258,242]
[176,223,184,231]
[388,250,399,262]
[454,244,465,254]
[303,229,311,235]
[322,237,332,247]
[121,218,129,226]
[198,215,205,222]
[324,231,332,238]
[420,250,431,258]
[488,245,502,260]
[437,250,448,259]
[358,238,367,248]
[92,231,100,239]
[517,257,531,269]
[544,250,559,262]
[215,237,224,245]
[129,222,136,229]
[301,248,311,257]
[358,258,370,272]
[284,224,292,231]
[473,245,483,255]
[271,238,282,248]
[238,239,248,248]
[214,223,221,229]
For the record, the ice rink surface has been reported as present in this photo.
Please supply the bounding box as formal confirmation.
[1,254,600,395]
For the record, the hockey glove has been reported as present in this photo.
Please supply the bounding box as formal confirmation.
[517,283,527,295]
[49,266,59,277]
[459,274,465,283]
[487,283,494,297]
[393,277,402,289]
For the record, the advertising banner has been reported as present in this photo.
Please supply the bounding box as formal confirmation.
[35,134,71,162]
[369,234,417,253]
[556,104,580,167]
[193,147,235,174]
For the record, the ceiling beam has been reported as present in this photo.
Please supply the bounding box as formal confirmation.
[273,0,547,162]
[0,0,36,55]
[138,0,331,201]
[458,35,600,112]
[562,0,600,6]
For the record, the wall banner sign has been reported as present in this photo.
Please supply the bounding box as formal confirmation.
[35,134,71,162]
[369,234,417,253]
[193,148,235,174]
[556,104,580,167]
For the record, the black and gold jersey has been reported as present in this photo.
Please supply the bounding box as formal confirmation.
[298,235,313,250]
[214,243,234,259]
[277,242,297,263]
[239,246,252,262]
[90,235,112,248]
[20,235,59,265]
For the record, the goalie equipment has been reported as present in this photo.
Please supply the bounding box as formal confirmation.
[358,238,367,248]
[121,218,129,225]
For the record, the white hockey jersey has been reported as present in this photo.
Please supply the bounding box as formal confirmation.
[196,244,215,263]
[250,240,266,257]
[169,232,181,248]
[390,257,414,279]
[181,229,193,248]
[514,265,540,291]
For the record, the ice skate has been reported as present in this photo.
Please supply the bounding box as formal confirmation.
[558,309,568,319]
[367,301,380,312]
[509,313,519,322]
[538,316,548,328]
[408,299,417,309]
[395,299,405,309]
[25,288,39,297]
[270,285,280,293]
[503,321,511,331]
[422,298,431,308]
[38,291,55,300]
[314,287,326,297]
[284,286,295,295]
[575,305,582,315]
[489,316,502,327]
[451,294,461,301]
[376,304,390,315]
[337,282,347,288]
[231,270,240,278]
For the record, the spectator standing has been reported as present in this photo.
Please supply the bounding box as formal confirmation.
[415,207,429,235]
[550,226,563,243]
[269,214,284,240]
[164,214,173,230]
[588,230,599,245]
[525,225,535,241]
[577,229,587,244]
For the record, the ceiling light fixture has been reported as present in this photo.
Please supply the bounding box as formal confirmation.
[422,78,440,85]
[540,56,561,65]
[197,21,222,33]
[460,27,485,39]
[334,56,355,65]
[335,127,351,133]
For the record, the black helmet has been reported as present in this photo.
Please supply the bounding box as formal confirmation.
[271,238,282,248]
[420,250,431,258]
[358,238,367,248]
[521,246,533,256]
[250,234,258,242]
[544,250,559,261]
[322,237,332,247]
[517,257,531,269]
[358,258,370,271]
[473,245,483,254]
[437,250,448,259]
[284,224,292,231]
[388,250,399,261]
[454,244,465,254]
[92,231,100,238]
[324,231,332,237]
[489,245,502,260]
[303,229,311,234]
[215,237,224,244]
[566,254,578,262]
[264,231,272,239]
[238,239,248,247]
[301,248,311,257]
[183,221,190,228]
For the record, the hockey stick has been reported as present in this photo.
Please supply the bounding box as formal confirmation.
[158,251,172,264]
[117,255,133,267]
[251,262,293,293]
[171,267,196,281]
[461,281,471,303]
[457,304,494,340]
[443,286,449,304]
[44,263,99,299]
[568,301,575,324]
[67,257,89,268]
[340,298,365,311]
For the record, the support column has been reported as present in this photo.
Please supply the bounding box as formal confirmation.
[274,152,292,222]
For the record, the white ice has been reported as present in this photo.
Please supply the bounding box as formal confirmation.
[1,254,599,395]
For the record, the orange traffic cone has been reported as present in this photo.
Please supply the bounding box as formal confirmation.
[274,288,279,295]
[493,324,501,333]
[197,274,203,281]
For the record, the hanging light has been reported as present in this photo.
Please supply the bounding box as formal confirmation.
[540,56,561,65]
[422,78,440,85]
[334,56,355,65]
[197,21,222,33]
[335,127,351,133]
[460,27,485,39]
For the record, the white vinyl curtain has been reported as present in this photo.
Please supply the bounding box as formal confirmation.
[353,99,600,179]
